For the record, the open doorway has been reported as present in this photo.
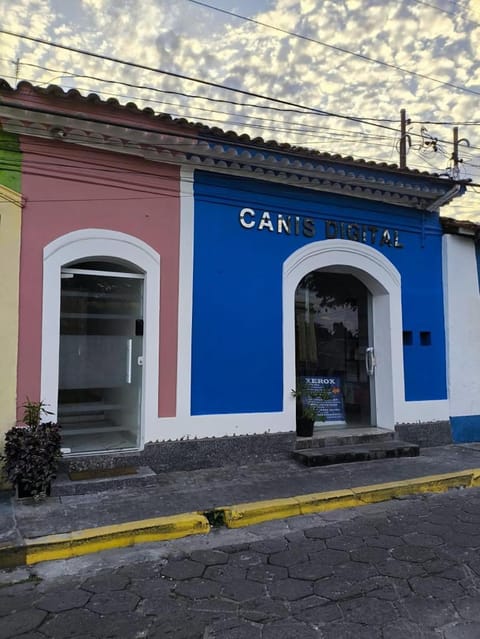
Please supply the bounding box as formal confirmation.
[58,260,144,453]
[295,271,375,427]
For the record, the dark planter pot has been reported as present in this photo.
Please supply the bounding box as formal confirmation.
[15,480,51,500]
[296,416,314,438]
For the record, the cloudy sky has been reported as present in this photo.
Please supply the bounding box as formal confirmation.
[1,0,479,219]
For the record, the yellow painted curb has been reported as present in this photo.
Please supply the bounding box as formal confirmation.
[223,497,302,528]
[4,467,480,568]
[221,469,480,529]
[24,512,210,565]
[297,488,362,515]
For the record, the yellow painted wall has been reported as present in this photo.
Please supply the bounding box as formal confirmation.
[0,185,22,444]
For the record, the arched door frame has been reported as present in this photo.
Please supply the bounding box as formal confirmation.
[283,239,404,430]
[41,229,160,450]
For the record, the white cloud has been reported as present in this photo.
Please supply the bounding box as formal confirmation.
[1,0,479,218]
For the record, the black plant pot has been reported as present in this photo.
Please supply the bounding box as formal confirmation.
[15,480,51,500]
[296,416,314,437]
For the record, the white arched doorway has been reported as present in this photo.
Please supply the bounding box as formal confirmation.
[283,239,404,430]
[41,229,160,453]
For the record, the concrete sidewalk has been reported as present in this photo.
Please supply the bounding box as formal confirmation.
[2,443,480,568]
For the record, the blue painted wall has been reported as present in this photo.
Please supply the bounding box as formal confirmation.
[451,416,480,443]
[191,170,447,416]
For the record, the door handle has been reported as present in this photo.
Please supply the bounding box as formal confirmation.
[365,346,376,376]
[126,339,132,384]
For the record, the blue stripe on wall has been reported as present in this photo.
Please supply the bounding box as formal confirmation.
[450,415,480,443]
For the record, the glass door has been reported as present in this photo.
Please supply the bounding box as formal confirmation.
[295,271,374,427]
[58,262,144,453]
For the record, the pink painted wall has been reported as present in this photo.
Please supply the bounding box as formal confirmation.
[17,138,180,418]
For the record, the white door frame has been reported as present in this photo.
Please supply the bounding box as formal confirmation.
[283,239,404,429]
[41,229,160,450]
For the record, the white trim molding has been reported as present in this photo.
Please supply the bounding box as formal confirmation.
[283,239,404,430]
[176,167,195,417]
[41,229,160,449]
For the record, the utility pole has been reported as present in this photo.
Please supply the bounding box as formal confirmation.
[451,126,469,178]
[399,109,411,169]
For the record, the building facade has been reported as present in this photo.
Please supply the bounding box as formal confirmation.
[0,79,478,460]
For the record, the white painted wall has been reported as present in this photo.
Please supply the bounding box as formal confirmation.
[443,233,480,418]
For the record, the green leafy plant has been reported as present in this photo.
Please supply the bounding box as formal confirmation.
[292,378,331,423]
[1,399,62,500]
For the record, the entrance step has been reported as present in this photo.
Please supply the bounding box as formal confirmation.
[295,427,395,451]
[292,439,420,467]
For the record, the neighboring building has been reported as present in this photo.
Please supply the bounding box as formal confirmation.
[0,130,22,445]
[441,217,480,443]
[0,78,478,463]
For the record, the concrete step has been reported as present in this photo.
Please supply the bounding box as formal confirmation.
[292,440,420,467]
[295,427,395,451]
[51,465,157,496]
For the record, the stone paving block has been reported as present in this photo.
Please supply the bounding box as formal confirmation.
[220,578,265,602]
[288,559,334,580]
[0,592,40,617]
[36,588,91,612]
[148,611,210,638]
[376,558,426,579]
[402,532,445,547]
[304,525,340,540]
[239,598,289,623]
[189,549,229,566]
[397,597,458,627]
[363,575,412,601]
[203,564,247,583]
[85,590,140,614]
[203,618,262,639]
[329,559,378,582]
[295,601,342,625]
[268,548,310,567]
[455,595,480,621]
[128,576,175,599]
[262,620,319,638]
[0,608,47,638]
[317,621,382,638]
[93,611,152,638]
[382,619,439,639]
[80,573,129,593]
[248,538,288,554]
[391,545,437,563]
[304,547,348,565]
[289,594,330,614]
[174,577,221,599]
[409,574,466,601]
[161,558,205,580]
[366,534,405,549]
[38,609,101,639]
[340,596,398,626]
[266,577,314,601]
[227,550,265,568]
[246,563,288,583]
[350,545,391,563]
[325,534,365,551]
[443,621,480,639]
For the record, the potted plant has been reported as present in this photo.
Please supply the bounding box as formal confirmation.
[292,378,330,437]
[1,399,62,500]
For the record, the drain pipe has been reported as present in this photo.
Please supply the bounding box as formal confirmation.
[425,184,463,213]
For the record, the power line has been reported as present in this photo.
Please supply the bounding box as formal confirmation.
[0,28,404,135]
[186,0,480,99]
[0,63,399,147]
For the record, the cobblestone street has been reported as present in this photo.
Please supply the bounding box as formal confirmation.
[2,487,480,638]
